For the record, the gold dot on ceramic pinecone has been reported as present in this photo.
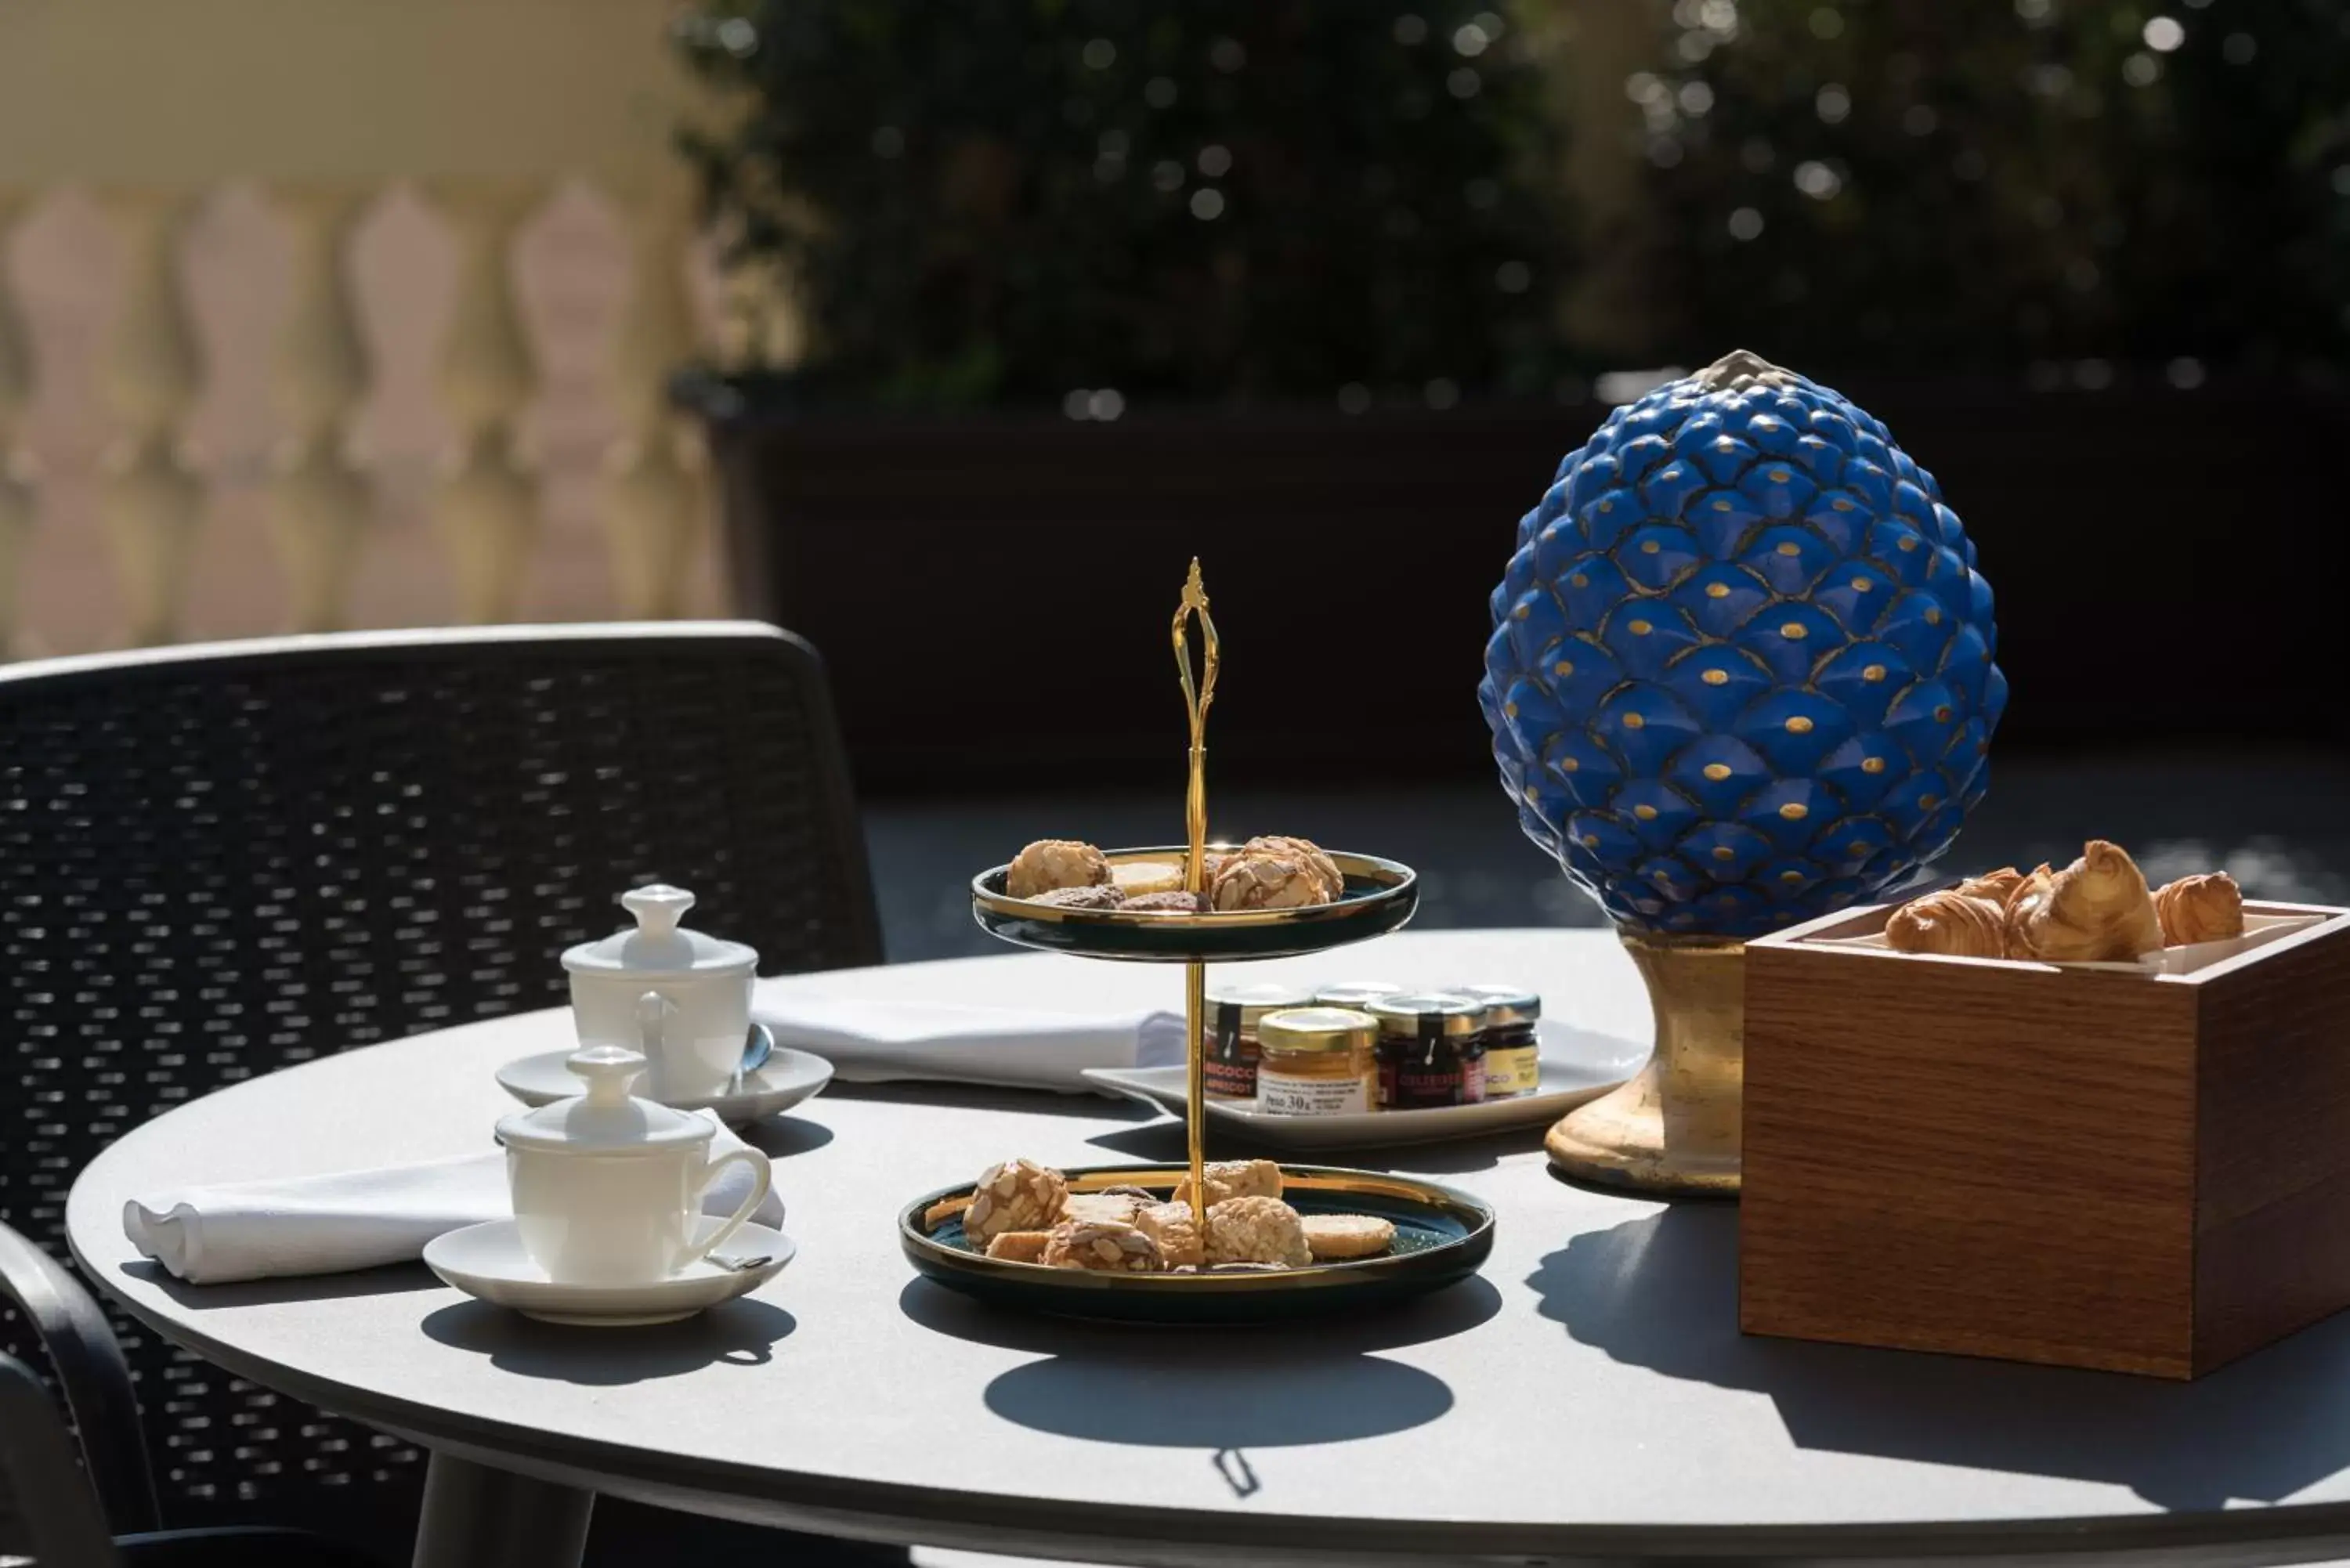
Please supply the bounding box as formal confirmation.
[1561,757,1580,771]
[1779,869,1805,884]
[1513,603,1529,619]
[1524,786,1539,802]
[1861,757,1885,774]
[1598,500,1614,513]
[1779,802,1809,820]
[1712,846,1735,861]
[1851,576,1872,592]
[1505,702,1519,718]
[1701,668,1729,686]
[1628,618,1654,635]
[1654,869,1673,883]
[1781,622,1808,639]
[1641,540,1661,555]
[1702,763,1732,780]
[1769,468,1791,482]
[1582,834,1600,847]
[1570,573,1589,588]
[1712,498,1734,512]
[1705,582,1731,599]
[1623,713,1647,730]
[1832,498,1854,511]
[1776,541,1800,557]
[1920,793,1942,810]
[1633,804,1658,821]
[1899,534,1920,551]
[1785,715,1814,734]
[1934,704,1953,722]
[1862,663,1888,681]
[1553,659,1574,677]
[1925,607,1943,625]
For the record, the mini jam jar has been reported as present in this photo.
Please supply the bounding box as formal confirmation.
[1365,992,1487,1110]
[1452,984,1542,1099]
[1311,981,1406,1011]
[1253,1006,1379,1117]
[1202,981,1318,1100]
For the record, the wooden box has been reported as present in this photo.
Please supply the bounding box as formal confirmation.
[1740,900,2350,1378]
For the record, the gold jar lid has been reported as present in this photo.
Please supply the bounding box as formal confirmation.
[1257,1006,1379,1053]
[1206,981,1318,1030]
[1451,983,1542,1029]
[1364,991,1484,1038]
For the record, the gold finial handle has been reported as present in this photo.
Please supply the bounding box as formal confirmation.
[1171,557,1219,894]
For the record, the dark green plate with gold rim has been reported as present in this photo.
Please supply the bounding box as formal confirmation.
[971,846,1417,963]
[899,1162,1493,1324]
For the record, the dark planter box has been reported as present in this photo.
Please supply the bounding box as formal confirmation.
[680,374,2348,795]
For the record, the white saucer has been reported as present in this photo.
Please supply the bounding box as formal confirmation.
[423,1218,795,1326]
[495,1045,833,1127]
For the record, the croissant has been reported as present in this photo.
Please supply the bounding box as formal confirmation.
[2153,871,2244,946]
[1885,890,2009,958]
[2006,840,2165,963]
[1955,866,2025,905]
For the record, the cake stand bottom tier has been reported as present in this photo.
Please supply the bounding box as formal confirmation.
[899,1162,1495,1324]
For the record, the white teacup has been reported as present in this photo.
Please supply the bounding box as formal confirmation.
[496,1037,772,1287]
[562,884,757,1102]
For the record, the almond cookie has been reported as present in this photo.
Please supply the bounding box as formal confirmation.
[965,1158,1068,1245]
[1173,1158,1282,1210]
[1131,1201,1206,1269]
[1300,1213,1397,1261]
[1205,1195,1313,1269]
[1041,1219,1162,1273]
[1111,859,1187,898]
[1061,1191,1144,1227]
[1006,840,1112,899]
[983,1230,1053,1263]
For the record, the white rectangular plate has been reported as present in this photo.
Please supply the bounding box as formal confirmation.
[1082,1018,1643,1151]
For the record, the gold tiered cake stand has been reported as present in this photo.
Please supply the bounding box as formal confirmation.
[901,562,1495,1322]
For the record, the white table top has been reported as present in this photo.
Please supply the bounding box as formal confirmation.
[63,929,2350,1566]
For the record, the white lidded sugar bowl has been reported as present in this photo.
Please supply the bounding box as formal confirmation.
[495,1004,772,1287]
[562,883,756,1102]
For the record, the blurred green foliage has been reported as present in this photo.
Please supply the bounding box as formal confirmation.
[1636,0,2350,374]
[675,1,1572,409]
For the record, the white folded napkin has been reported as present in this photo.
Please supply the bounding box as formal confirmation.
[754,993,1185,1093]
[123,1115,783,1286]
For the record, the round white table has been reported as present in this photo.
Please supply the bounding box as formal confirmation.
[64,929,2350,1568]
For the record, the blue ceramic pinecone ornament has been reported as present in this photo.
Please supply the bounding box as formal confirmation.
[1480,350,2006,938]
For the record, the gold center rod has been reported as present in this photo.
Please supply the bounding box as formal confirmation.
[1172,559,1219,1219]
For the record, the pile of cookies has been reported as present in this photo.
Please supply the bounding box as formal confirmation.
[928,1158,1397,1273]
[1003,836,1346,914]
[1884,840,2244,963]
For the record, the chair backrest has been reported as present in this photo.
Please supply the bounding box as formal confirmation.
[0,1350,119,1568]
[0,623,879,1541]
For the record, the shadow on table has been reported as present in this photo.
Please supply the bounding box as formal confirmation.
[739,1115,837,1159]
[121,1258,446,1307]
[418,1297,795,1385]
[902,1276,1491,1458]
[1529,1205,2350,1511]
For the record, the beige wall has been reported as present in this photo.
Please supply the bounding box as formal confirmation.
[0,1,724,656]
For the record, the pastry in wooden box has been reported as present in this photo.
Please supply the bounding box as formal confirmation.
[2005,840,2164,963]
[1884,888,2008,958]
[1955,866,2026,905]
[2154,872,2244,945]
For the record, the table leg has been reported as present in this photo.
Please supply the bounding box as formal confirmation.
[411,1450,595,1568]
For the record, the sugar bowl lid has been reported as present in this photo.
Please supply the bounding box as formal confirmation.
[562,884,756,979]
[495,1039,714,1155]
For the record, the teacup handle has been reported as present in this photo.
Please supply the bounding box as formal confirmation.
[682,1147,772,1268]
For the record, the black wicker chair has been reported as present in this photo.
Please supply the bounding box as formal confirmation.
[0,623,882,1561]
